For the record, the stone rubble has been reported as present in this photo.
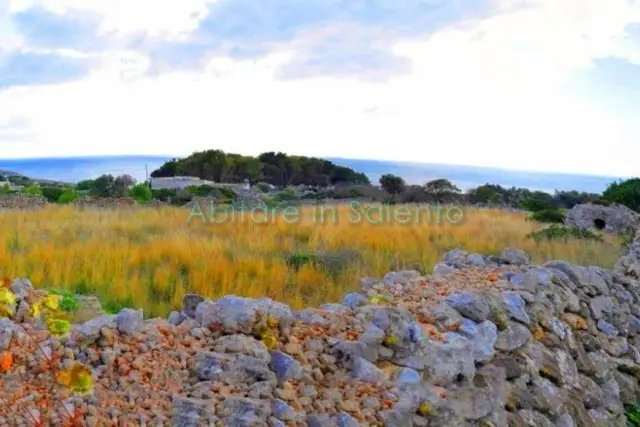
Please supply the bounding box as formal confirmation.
[1,241,640,425]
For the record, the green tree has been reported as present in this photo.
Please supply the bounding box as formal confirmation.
[114,174,136,196]
[603,178,640,212]
[424,179,461,203]
[23,184,43,196]
[379,174,406,200]
[91,175,116,197]
[57,188,78,204]
[41,187,65,203]
[129,183,152,203]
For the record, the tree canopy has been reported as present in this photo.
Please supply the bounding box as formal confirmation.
[150,150,370,187]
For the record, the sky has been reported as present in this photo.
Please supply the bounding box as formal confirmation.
[0,0,638,177]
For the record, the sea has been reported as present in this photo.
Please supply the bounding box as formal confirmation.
[0,155,627,194]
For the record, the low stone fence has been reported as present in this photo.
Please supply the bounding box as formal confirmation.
[0,194,47,210]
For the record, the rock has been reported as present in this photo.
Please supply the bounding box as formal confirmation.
[74,315,115,344]
[503,292,531,325]
[272,399,296,421]
[213,335,271,363]
[219,397,271,424]
[172,396,215,426]
[350,357,383,383]
[270,351,301,385]
[167,311,186,326]
[457,319,498,362]
[445,292,490,322]
[342,293,367,309]
[433,263,455,276]
[509,272,538,293]
[71,296,107,323]
[444,249,468,264]
[590,296,616,320]
[195,296,293,334]
[466,254,486,266]
[501,248,530,265]
[115,308,143,335]
[565,203,639,237]
[395,337,475,384]
[9,278,32,300]
[395,367,421,384]
[182,294,204,319]
[495,323,532,351]
[0,319,21,351]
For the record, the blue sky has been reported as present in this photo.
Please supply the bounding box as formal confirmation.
[0,0,639,177]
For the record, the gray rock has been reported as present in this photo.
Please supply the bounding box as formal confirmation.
[501,248,530,265]
[182,294,204,319]
[445,292,490,322]
[509,272,538,293]
[115,308,143,335]
[466,253,486,266]
[172,396,215,426]
[9,278,32,300]
[319,303,351,313]
[351,357,383,383]
[219,397,271,424]
[212,334,271,363]
[597,319,619,338]
[444,248,468,264]
[272,399,296,421]
[457,319,498,362]
[395,367,421,384]
[270,351,301,385]
[503,291,531,325]
[342,293,368,309]
[590,296,616,320]
[433,263,455,276]
[495,323,531,351]
[395,337,475,384]
[195,296,293,334]
[167,311,186,326]
[75,315,115,344]
[0,318,22,351]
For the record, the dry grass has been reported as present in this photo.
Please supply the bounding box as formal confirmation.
[0,203,624,318]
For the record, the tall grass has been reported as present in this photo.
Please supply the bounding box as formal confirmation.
[0,204,623,318]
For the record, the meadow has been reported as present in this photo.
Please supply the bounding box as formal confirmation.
[0,203,624,318]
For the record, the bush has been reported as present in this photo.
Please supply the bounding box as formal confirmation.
[23,184,42,196]
[57,188,78,204]
[41,186,65,203]
[218,187,237,200]
[274,188,297,202]
[129,183,152,203]
[151,188,177,202]
[526,225,603,242]
[528,209,566,224]
[603,178,640,211]
[254,182,272,193]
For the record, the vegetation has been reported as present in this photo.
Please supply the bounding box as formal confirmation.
[0,204,622,318]
[626,404,640,426]
[379,174,406,201]
[150,150,370,187]
[526,225,604,242]
[603,178,640,211]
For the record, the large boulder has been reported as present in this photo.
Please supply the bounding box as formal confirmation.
[565,203,639,236]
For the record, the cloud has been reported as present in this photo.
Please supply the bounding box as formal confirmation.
[144,0,494,80]
[0,51,90,89]
[12,5,106,51]
[0,116,34,142]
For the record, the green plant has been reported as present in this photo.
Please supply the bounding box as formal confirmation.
[129,183,152,203]
[47,289,80,312]
[57,188,78,204]
[626,404,640,426]
[528,209,566,224]
[23,184,42,196]
[526,225,603,242]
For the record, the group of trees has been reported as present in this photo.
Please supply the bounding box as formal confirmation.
[150,150,370,187]
[376,173,602,210]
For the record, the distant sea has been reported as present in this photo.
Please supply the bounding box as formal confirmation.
[0,155,627,194]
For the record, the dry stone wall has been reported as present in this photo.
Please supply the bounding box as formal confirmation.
[0,194,47,209]
[3,237,640,424]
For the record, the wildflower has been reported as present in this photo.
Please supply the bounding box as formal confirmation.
[30,302,41,318]
[261,333,278,350]
[56,363,93,395]
[0,289,16,305]
[43,294,61,311]
[417,401,432,416]
[0,304,14,318]
[266,315,278,328]
[383,334,399,346]
[46,317,72,337]
[0,352,12,372]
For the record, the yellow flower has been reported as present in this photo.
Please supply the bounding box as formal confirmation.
[417,401,432,416]
[266,315,278,328]
[0,303,14,318]
[384,334,399,346]
[56,363,93,395]
[0,289,16,305]
[30,303,41,318]
[261,334,278,350]
[46,317,72,337]
[43,294,61,311]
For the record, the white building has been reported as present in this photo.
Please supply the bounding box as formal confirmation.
[150,176,250,191]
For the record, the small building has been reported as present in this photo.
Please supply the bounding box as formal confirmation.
[565,203,640,236]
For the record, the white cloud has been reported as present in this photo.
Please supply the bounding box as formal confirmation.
[0,0,639,178]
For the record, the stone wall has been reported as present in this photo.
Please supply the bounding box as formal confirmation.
[3,234,640,424]
[0,194,47,209]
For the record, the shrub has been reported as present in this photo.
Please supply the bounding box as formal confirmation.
[129,183,152,203]
[57,188,78,204]
[528,209,566,224]
[151,188,177,202]
[41,186,65,203]
[22,184,42,196]
[603,178,640,211]
[526,225,603,242]
[274,188,297,202]
[254,182,272,193]
[218,187,237,200]
[626,404,640,426]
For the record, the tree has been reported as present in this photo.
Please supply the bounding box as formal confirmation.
[129,183,152,203]
[603,178,640,212]
[424,179,461,203]
[114,175,136,196]
[57,188,78,204]
[23,184,43,196]
[379,174,406,200]
[76,179,96,191]
[91,175,116,197]
[41,187,65,203]
[467,184,502,205]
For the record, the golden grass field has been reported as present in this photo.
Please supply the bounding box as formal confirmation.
[0,203,624,318]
